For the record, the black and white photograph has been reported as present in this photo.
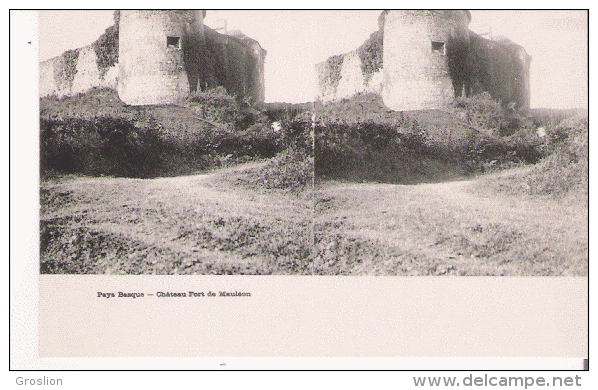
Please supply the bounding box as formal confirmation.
[38,10,587,276]
[39,10,314,275]
[312,10,588,275]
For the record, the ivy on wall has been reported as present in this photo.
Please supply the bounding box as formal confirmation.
[357,30,383,83]
[92,24,119,79]
[323,54,345,92]
[54,49,80,90]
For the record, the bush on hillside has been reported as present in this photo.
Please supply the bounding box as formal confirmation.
[452,91,533,136]
[219,117,314,193]
[187,86,240,124]
[481,116,588,198]
[314,92,550,182]
[40,88,285,178]
[231,148,313,194]
[40,116,205,178]
[315,118,452,183]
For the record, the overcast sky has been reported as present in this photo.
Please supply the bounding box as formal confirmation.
[38,10,588,108]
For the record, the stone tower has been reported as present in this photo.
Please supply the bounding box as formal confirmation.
[118,10,206,105]
[382,10,471,111]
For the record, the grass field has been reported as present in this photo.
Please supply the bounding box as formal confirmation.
[40,163,313,275]
[314,171,587,276]
[39,90,587,276]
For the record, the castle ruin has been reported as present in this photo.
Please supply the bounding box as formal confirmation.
[39,10,267,106]
[317,10,531,111]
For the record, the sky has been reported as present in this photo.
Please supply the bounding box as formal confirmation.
[37,10,588,108]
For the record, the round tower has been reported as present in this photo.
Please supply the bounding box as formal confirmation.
[381,10,471,111]
[118,10,205,106]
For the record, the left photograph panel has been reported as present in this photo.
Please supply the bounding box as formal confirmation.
[39,10,315,275]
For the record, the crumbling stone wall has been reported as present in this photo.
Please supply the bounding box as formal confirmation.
[39,45,118,98]
[39,10,266,106]
[39,57,59,97]
[316,10,530,111]
[316,50,382,102]
[71,46,103,94]
[316,28,384,103]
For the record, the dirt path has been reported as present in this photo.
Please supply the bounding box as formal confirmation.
[315,175,588,275]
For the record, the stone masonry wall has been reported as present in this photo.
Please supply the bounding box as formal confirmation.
[39,12,266,105]
[316,50,382,102]
[117,10,202,105]
[316,10,530,111]
[465,32,531,109]
[39,45,118,98]
[381,10,471,111]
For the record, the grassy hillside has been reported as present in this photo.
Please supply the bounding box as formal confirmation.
[313,178,587,276]
[40,87,315,275]
[312,94,587,276]
[40,87,310,179]
[40,87,587,276]
[476,115,588,202]
[314,93,543,184]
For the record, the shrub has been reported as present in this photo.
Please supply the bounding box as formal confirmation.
[454,92,536,136]
[212,123,281,159]
[187,86,240,124]
[233,148,313,194]
[453,92,506,132]
[460,128,543,172]
[545,115,588,149]
[314,117,448,182]
[222,117,314,193]
[480,115,588,199]
[40,116,185,178]
[313,93,550,182]
[277,117,314,154]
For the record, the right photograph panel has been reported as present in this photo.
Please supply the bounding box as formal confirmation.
[314,10,588,276]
